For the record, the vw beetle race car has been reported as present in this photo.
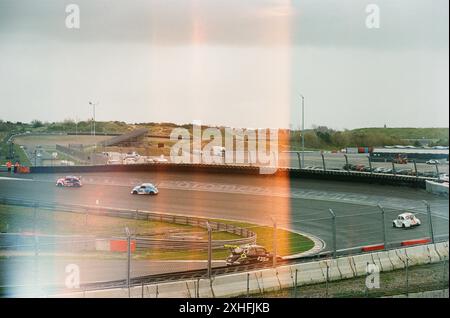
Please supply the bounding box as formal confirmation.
[225,244,281,266]
[131,183,159,195]
[56,176,82,187]
[393,212,421,228]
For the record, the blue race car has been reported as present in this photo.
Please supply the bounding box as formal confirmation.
[131,183,159,195]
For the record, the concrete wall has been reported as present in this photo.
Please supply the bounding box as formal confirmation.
[54,241,449,298]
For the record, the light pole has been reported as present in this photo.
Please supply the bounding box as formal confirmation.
[89,101,98,136]
[300,94,305,168]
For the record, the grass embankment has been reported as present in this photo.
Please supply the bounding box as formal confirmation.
[0,205,314,260]
[246,261,448,298]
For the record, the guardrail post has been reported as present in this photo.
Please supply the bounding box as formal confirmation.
[296,152,301,169]
[367,155,373,174]
[321,153,326,171]
[125,227,131,297]
[206,222,212,279]
[392,161,396,176]
[413,160,418,177]
[325,262,329,298]
[328,209,337,258]
[377,204,388,249]
[423,200,435,244]
[435,164,440,180]
[271,217,277,267]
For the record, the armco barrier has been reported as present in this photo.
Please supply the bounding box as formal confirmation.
[0,196,257,252]
[29,163,436,188]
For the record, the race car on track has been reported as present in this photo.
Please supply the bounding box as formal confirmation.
[131,183,159,195]
[56,176,82,187]
[225,244,280,266]
[393,212,421,228]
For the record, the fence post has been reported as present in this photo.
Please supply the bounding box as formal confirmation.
[206,222,212,279]
[246,273,250,298]
[443,258,448,297]
[141,282,144,298]
[294,268,298,298]
[125,227,131,298]
[325,262,329,298]
[367,155,373,174]
[328,209,337,258]
[377,204,387,249]
[344,154,349,171]
[392,161,396,176]
[423,201,435,244]
[321,153,326,171]
[405,258,409,297]
[271,217,277,267]
[435,164,440,180]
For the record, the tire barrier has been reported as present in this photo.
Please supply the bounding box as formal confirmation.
[0,196,257,252]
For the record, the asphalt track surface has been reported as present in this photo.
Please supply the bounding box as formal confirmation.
[0,171,448,294]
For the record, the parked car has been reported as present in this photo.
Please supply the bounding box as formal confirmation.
[393,212,421,228]
[426,160,440,165]
[131,183,159,195]
[225,244,281,266]
[56,176,82,187]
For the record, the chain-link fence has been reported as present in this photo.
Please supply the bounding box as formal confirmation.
[0,197,448,297]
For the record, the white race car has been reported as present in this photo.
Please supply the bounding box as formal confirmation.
[393,212,421,228]
[131,183,159,195]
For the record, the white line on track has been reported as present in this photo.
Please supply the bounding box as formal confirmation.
[0,177,34,181]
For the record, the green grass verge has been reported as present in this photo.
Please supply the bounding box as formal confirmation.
[0,205,314,260]
[245,261,449,298]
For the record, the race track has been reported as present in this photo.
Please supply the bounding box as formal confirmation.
[1,171,448,251]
